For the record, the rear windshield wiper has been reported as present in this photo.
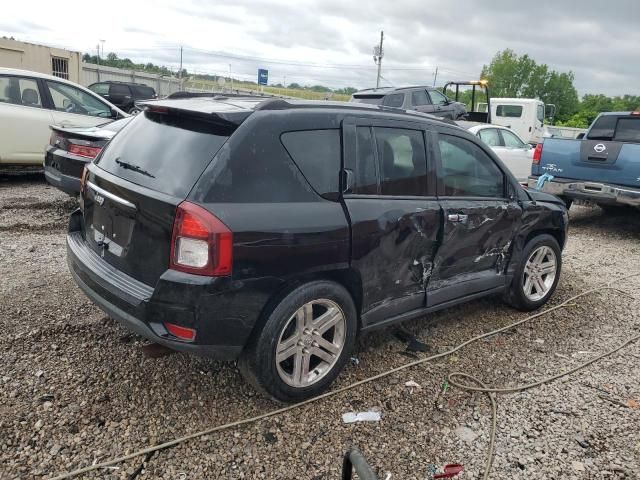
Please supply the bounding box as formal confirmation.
[115,159,155,178]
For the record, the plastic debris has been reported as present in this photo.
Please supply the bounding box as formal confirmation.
[433,463,464,479]
[350,357,360,366]
[394,328,431,352]
[534,173,554,190]
[405,380,422,393]
[342,411,382,423]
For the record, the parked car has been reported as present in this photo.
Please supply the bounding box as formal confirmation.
[67,97,568,402]
[530,111,640,210]
[351,86,466,120]
[88,81,157,114]
[0,68,127,167]
[44,117,132,195]
[461,122,534,183]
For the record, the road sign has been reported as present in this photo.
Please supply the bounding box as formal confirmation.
[258,68,268,86]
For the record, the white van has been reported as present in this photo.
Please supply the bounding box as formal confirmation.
[478,98,552,144]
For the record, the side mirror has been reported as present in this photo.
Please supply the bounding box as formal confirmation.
[576,132,585,140]
[111,108,120,119]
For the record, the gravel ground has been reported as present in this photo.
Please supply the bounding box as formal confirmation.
[1,174,639,480]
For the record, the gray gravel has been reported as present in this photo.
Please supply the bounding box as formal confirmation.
[1,174,639,479]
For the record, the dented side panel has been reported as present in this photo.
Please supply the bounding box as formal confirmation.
[427,199,522,303]
[345,197,441,323]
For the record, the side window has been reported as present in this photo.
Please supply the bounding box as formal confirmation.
[411,90,430,106]
[478,128,501,147]
[428,90,448,106]
[537,104,544,123]
[496,105,523,118]
[109,84,131,96]
[281,129,341,196]
[354,127,378,194]
[133,85,156,97]
[438,134,504,198]
[89,83,109,95]
[382,93,404,108]
[0,76,42,108]
[374,127,427,196]
[45,81,111,117]
[501,130,526,148]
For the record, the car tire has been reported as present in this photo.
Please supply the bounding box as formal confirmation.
[238,280,357,403]
[504,234,562,311]
[128,107,141,115]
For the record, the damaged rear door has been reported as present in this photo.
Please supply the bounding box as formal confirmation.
[342,117,441,327]
[428,129,522,306]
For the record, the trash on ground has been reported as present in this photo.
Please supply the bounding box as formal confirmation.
[393,327,431,352]
[342,411,382,423]
[350,357,360,366]
[405,380,422,393]
[433,463,464,478]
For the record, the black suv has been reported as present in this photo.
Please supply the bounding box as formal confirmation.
[88,81,156,114]
[351,86,467,120]
[67,97,568,402]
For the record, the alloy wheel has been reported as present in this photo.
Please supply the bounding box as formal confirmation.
[275,299,346,388]
[522,245,557,302]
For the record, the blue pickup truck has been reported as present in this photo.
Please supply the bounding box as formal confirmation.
[529,112,640,209]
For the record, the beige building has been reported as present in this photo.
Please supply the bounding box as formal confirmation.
[0,37,82,83]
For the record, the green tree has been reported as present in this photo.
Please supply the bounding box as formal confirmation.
[480,49,579,122]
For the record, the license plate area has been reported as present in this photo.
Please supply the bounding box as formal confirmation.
[88,184,136,258]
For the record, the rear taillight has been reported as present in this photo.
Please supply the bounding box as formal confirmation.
[80,166,89,194]
[170,201,232,276]
[532,143,543,164]
[164,322,196,341]
[68,142,102,159]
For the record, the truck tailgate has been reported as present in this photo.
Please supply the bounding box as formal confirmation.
[534,138,640,189]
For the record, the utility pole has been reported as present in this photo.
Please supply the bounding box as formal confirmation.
[433,66,438,87]
[229,64,233,91]
[99,39,105,59]
[179,46,183,79]
[373,31,384,89]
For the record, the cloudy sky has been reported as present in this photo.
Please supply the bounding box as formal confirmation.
[2,0,639,96]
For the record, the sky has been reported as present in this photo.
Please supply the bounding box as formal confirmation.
[2,0,640,96]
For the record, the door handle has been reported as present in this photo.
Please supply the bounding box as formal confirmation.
[448,213,468,223]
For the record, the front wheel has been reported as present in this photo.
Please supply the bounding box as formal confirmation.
[239,281,357,402]
[505,234,562,311]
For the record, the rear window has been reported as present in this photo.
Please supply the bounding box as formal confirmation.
[281,129,340,196]
[614,118,640,142]
[132,85,156,97]
[588,115,640,142]
[383,93,404,108]
[95,112,229,197]
[496,105,523,118]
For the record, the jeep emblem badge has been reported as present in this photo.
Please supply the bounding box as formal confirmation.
[594,143,606,153]
[94,193,105,206]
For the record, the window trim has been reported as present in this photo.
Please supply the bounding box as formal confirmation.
[433,130,509,200]
[345,117,435,198]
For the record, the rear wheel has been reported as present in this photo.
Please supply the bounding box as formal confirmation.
[239,281,357,402]
[505,234,561,311]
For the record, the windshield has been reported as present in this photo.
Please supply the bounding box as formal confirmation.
[95,112,230,197]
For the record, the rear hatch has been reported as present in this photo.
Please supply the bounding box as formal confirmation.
[81,103,247,286]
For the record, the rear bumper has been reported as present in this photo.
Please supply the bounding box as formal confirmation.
[528,176,640,207]
[44,148,86,195]
[44,166,81,195]
[66,212,255,360]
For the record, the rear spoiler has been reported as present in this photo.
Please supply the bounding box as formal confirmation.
[137,101,252,130]
[49,124,115,142]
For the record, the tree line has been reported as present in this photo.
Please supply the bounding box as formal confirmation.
[480,49,639,127]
